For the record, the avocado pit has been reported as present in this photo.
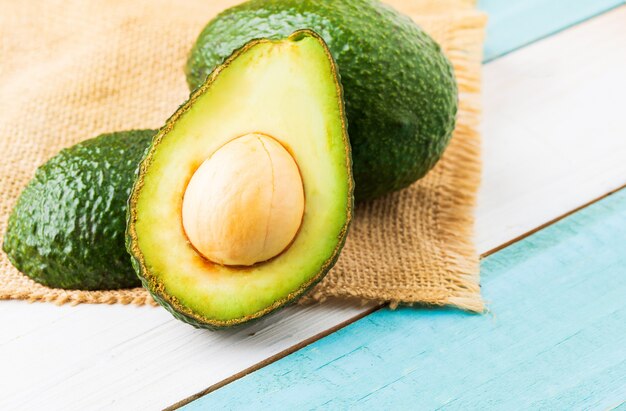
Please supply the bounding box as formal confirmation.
[182,133,305,266]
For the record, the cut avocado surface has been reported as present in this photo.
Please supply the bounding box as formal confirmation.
[3,130,155,290]
[186,0,458,200]
[127,31,353,328]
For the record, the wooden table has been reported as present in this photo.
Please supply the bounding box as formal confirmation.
[2,1,625,409]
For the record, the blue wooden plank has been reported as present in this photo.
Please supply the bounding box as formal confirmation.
[185,188,626,410]
[479,0,625,61]
[613,401,626,411]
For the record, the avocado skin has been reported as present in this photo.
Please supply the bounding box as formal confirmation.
[130,229,348,330]
[3,130,155,290]
[134,260,338,330]
[186,0,457,201]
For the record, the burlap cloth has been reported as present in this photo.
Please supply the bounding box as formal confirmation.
[0,0,486,311]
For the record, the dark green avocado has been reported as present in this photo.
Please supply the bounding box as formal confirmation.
[186,0,458,200]
[3,130,155,290]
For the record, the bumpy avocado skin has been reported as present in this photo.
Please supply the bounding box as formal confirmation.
[3,130,155,290]
[186,0,457,200]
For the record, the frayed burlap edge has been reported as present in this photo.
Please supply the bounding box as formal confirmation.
[1,286,157,306]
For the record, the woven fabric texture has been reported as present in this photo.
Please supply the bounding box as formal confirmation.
[0,0,486,311]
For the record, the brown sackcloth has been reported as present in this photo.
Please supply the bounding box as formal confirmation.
[0,0,486,311]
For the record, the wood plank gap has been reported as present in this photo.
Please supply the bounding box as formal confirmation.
[609,401,626,411]
[166,303,381,410]
[480,0,625,62]
[481,181,626,257]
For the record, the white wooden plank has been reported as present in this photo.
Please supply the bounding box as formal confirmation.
[0,299,371,410]
[2,6,626,410]
[476,6,626,252]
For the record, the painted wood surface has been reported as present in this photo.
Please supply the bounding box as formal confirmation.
[0,299,374,410]
[476,5,626,252]
[478,0,625,61]
[3,4,626,411]
[188,187,626,410]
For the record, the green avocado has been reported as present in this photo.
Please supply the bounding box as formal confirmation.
[127,31,353,328]
[3,130,155,290]
[186,0,458,201]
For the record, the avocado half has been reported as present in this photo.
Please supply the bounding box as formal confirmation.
[186,0,458,201]
[3,130,155,290]
[127,31,353,329]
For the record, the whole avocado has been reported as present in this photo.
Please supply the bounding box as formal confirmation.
[186,0,457,200]
[3,130,155,290]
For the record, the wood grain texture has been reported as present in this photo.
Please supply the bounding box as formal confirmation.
[3,4,626,411]
[188,187,626,410]
[0,299,374,410]
[476,5,626,253]
[478,0,624,61]
[613,401,626,410]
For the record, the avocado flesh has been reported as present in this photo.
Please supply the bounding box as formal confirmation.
[128,31,353,328]
[186,0,458,201]
[3,130,155,290]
